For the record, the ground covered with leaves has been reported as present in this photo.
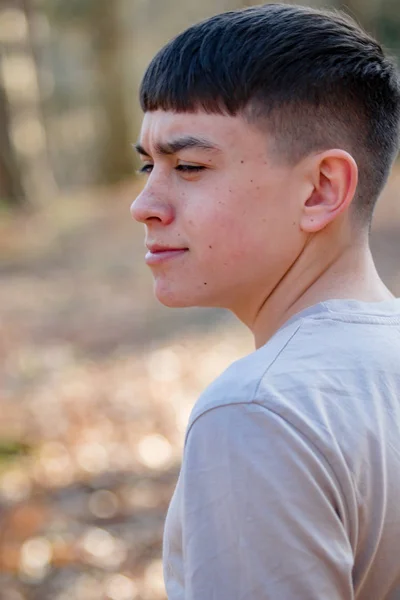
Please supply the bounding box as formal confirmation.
[0,175,399,600]
[0,180,250,600]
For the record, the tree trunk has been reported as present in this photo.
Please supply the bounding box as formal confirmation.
[17,0,57,206]
[92,0,133,184]
[0,81,26,207]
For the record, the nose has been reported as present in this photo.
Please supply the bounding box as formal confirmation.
[130,184,175,225]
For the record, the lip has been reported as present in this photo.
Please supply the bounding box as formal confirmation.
[145,246,188,265]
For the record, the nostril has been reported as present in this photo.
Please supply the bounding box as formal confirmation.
[130,195,175,226]
[130,198,148,223]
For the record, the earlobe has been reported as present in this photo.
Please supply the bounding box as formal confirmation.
[300,150,358,233]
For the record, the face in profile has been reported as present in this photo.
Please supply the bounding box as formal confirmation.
[131,110,306,316]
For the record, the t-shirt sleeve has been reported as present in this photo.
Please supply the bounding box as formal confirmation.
[180,402,354,600]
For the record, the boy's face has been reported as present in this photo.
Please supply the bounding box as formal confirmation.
[131,110,307,316]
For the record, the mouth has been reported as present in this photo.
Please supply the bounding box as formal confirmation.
[145,246,189,265]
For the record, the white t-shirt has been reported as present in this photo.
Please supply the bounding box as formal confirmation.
[163,299,400,600]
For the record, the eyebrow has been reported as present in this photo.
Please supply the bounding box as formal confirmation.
[134,135,221,157]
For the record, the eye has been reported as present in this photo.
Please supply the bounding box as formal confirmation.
[137,163,206,176]
[175,165,205,173]
[137,163,153,175]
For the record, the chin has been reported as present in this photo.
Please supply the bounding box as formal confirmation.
[156,295,195,308]
[154,281,216,309]
[154,285,196,308]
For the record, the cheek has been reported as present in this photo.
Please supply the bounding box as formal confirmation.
[195,214,258,276]
[197,212,245,257]
[193,187,248,235]
[184,180,295,265]
[204,208,299,275]
[198,195,258,253]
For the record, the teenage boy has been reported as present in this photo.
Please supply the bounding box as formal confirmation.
[132,4,400,599]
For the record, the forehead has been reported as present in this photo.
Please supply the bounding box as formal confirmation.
[139,110,261,150]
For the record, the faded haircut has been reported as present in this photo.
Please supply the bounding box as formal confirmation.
[140,3,400,224]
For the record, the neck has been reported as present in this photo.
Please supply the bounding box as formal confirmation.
[238,228,394,349]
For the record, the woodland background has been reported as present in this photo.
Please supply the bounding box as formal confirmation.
[1,1,400,599]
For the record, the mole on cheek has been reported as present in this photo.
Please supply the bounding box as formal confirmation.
[209,245,213,249]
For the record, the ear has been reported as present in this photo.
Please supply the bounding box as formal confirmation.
[299,150,358,233]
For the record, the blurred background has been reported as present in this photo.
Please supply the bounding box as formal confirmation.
[0,1,400,599]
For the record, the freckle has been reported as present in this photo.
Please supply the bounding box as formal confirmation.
[209,245,212,249]
[241,160,244,164]
[250,179,253,183]
[203,282,207,285]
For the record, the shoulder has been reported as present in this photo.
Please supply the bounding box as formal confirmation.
[186,318,303,435]
[186,303,400,448]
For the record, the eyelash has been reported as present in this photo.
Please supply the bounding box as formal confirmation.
[138,164,205,174]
